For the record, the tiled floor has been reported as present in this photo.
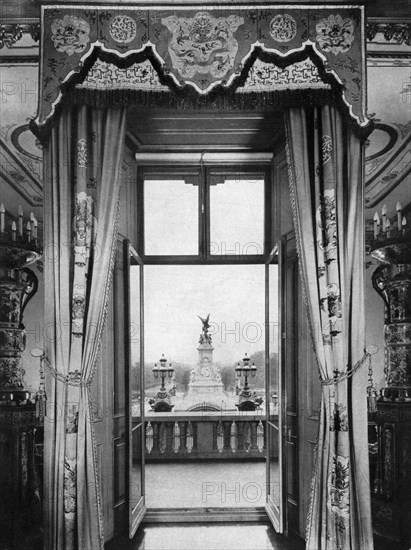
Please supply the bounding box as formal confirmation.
[145,460,272,508]
[106,523,305,550]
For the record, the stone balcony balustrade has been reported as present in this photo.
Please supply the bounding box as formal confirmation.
[138,411,278,461]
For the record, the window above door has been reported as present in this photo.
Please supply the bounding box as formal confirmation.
[143,174,199,256]
[137,163,274,264]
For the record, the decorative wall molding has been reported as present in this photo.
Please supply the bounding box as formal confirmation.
[0,139,43,206]
[367,55,411,64]
[366,21,411,45]
[365,60,411,210]
[0,23,40,49]
[133,152,273,165]
[4,18,408,50]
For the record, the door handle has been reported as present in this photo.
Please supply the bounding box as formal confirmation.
[282,426,294,442]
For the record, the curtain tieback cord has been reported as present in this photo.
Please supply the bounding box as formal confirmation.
[43,356,90,388]
[321,352,371,386]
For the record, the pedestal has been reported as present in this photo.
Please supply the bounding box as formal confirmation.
[186,340,226,410]
[0,404,42,548]
[149,388,175,412]
[235,387,263,411]
[371,403,411,546]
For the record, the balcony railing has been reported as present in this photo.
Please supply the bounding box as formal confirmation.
[140,411,276,460]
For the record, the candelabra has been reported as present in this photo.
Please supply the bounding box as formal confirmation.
[235,353,263,411]
[149,354,175,412]
[0,204,41,404]
[370,203,411,402]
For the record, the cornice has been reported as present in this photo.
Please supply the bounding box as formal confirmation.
[1,17,410,50]
[366,19,411,45]
[0,22,40,49]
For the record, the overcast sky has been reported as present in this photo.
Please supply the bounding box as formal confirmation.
[130,265,278,367]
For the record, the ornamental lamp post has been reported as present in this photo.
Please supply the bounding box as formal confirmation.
[150,354,175,412]
[153,354,174,390]
[235,353,257,392]
[235,353,262,411]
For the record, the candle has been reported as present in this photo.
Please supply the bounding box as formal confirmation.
[18,205,23,236]
[386,218,391,238]
[0,204,4,233]
[373,212,380,239]
[11,221,16,241]
[396,201,402,231]
[403,216,407,235]
[382,204,387,232]
[26,221,31,242]
[33,217,38,240]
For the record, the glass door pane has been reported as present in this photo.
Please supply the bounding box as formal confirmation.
[127,243,146,537]
[265,256,284,532]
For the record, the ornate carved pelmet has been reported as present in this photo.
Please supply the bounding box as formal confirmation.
[31,4,371,139]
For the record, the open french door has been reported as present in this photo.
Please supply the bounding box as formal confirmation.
[265,232,299,535]
[124,240,146,537]
[265,243,285,532]
[281,232,300,532]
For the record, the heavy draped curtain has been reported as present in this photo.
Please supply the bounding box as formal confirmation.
[40,98,372,550]
[43,105,126,550]
[285,106,373,550]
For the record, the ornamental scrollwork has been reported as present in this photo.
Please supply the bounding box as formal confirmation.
[161,11,244,79]
[77,138,88,168]
[367,22,411,46]
[330,403,348,431]
[316,14,355,56]
[109,15,137,43]
[316,189,338,265]
[269,14,297,43]
[0,24,24,48]
[0,358,25,389]
[0,23,40,49]
[51,15,90,56]
[328,455,350,547]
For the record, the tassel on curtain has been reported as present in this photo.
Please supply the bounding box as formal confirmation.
[285,106,373,550]
[43,105,126,550]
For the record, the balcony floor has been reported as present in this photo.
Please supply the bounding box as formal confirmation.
[107,523,305,550]
[145,460,275,508]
